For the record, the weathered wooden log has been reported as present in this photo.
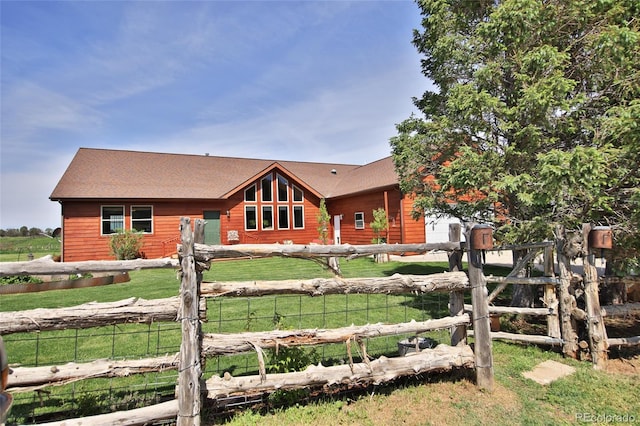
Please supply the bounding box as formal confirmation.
[8,354,179,392]
[178,218,202,426]
[202,316,471,356]
[582,224,608,369]
[607,336,640,347]
[485,276,558,286]
[188,242,461,261]
[35,399,178,426]
[448,224,466,347]
[572,307,587,321]
[492,241,555,251]
[0,297,181,334]
[556,225,579,358]
[467,330,563,346]
[485,248,540,305]
[205,344,474,399]
[0,255,179,277]
[463,304,552,316]
[467,226,494,392]
[201,271,469,297]
[601,302,640,317]
[543,246,561,339]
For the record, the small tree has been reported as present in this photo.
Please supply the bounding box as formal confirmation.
[370,208,388,244]
[316,198,341,274]
[316,198,330,245]
[370,208,389,263]
[109,230,144,260]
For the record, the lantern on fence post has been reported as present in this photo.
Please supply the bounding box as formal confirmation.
[588,226,612,260]
[470,224,493,267]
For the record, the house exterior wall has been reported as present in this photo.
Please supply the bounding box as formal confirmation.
[400,193,426,245]
[60,200,222,261]
[326,187,407,245]
[57,176,427,261]
[225,177,323,246]
[58,168,327,261]
[60,197,326,261]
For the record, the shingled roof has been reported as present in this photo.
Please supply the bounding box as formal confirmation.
[50,148,399,201]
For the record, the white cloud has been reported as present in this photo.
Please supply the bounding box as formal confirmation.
[1,81,102,155]
[0,0,430,229]
[142,59,428,164]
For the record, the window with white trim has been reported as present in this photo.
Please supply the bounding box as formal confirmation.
[278,205,289,229]
[101,206,125,235]
[245,206,257,230]
[355,212,365,229]
[243,173,307,231]
[131,206,153,233]
[245,184,256,202]
[293,206,304,229]
[292,185,303,202]
[262,206,274,230]
[261,174,273,202]
[277,174,288,202]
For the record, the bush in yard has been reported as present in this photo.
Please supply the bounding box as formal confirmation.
[0,275,42,285]
[108,230,144,260]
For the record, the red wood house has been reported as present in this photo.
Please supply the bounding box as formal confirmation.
[50,148,430,261]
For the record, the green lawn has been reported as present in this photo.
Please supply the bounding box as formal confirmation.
[2,255,638,425]
[0,236,60,262]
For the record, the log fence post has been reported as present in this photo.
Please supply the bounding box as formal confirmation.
[582,223,608,368]
[178,217,202,426]
[448,223,466,346]
[555,225,578,358]
[467,224,494,391]
[543,245,561,339]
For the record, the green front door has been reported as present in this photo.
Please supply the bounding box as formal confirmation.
[203,211,221,245]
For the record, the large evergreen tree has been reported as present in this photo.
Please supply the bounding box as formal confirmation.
[391,0,639,267]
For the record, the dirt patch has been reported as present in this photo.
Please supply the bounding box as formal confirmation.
[605,354,640,376]
[337,378,521,426]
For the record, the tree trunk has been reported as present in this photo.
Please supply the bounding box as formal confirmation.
[510,249,535,307]
[600,260,627,305]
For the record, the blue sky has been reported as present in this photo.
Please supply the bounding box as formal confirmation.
[0,0,430,230]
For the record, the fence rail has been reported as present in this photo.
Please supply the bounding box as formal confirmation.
[1,219,489,425]
[2,218,638,425]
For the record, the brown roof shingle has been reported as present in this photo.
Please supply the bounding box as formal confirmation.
[50,148,399,201]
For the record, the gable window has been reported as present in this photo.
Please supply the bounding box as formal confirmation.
[278,206,289,229]
[277,174,288,202]
[355,212,365,230]
[101,206,125,235]
[245,206,257,230]
[245,184,256,202]
[293,206,304,229]
[262,206,274,230]
[292,185,304,202]
[131,206,153,233]
[261,174,273,202]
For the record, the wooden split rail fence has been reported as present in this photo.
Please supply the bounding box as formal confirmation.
[2,218,637,424]
[462,224,640,370]
[0,217,494,425]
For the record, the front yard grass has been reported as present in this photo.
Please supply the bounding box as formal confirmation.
[1,256,638,425]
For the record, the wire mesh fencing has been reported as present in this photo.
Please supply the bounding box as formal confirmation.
[5,290,451,424]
